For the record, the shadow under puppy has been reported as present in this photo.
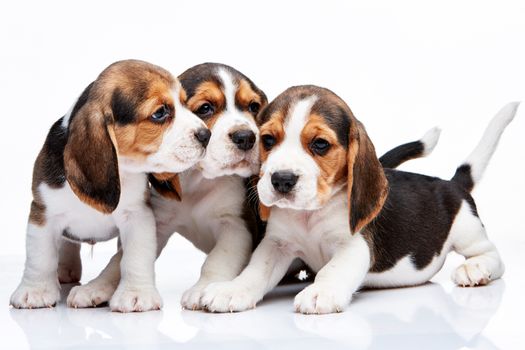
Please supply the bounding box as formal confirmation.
[10,60,210,312]
[201,85,518,314]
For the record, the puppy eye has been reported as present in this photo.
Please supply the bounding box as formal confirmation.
[150,105,171,123]
[195,103,215,118]
[261,134,277,150]
[248,101,260,114]
[310,138,331,155]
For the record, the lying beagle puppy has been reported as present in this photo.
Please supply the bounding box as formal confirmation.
[10,60,210,312]
[64,63,268,311]
[200,85,518,314]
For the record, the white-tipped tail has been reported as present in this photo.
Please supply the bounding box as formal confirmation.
[421,126,442,156]
[461,102,520,185]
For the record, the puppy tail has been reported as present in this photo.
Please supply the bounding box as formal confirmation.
[451,102,520,192]
[379,127,441,168]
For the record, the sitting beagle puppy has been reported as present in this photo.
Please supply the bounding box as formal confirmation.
[200,85,518,314]
[10,60,210,312]
[64,63,268,311]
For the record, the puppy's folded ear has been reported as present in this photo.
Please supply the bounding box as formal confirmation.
[347,120,388,233]
[64,102,120,214]
[149,173,182,201]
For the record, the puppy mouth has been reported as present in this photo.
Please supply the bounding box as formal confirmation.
[265,192,321,211]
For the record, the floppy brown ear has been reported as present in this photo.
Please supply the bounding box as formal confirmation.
[64,103,120,214]
[148,173,182,201]
[347,120,388,233]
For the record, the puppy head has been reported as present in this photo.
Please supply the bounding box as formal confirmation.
[179,63,267,178]
[64,59,209,213]
[257,85,388,233]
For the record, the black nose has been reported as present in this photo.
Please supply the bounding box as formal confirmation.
[194,128,211,147]
[271,171,299,194]
[230,129,256,151]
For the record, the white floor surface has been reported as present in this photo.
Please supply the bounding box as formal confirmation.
[1,235,523,350]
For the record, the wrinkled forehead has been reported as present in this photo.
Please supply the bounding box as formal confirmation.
[258,86,352,146]
[178,63,267,108]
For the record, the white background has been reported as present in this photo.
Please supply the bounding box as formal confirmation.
[0,1,524,349]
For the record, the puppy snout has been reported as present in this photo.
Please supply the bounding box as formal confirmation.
[271,171,298,194]
[194,128,211,148]
[230,129,256,151]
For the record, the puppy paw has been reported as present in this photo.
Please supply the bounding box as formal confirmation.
[58,263,82,284]
[294,283,350,314]
[10,282,60,309]
[452,262,491,287]
[201,282,260,313]
[181,284,208,311]
[109,285,162,312]
[67,282,116,308]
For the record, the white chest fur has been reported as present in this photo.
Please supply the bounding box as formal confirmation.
[152,168,247,253]
[39,171,148,243]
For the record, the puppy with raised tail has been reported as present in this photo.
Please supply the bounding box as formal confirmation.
[10,60,210,312]
[201,85,518,314]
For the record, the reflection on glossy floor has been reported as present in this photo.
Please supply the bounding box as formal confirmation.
[1,236,523,349]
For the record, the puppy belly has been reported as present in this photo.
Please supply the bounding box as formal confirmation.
[363,252,448,288]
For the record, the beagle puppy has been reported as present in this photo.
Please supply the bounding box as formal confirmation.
[10,60,210,312]
[64,63,268,311]
[200,85,518,314]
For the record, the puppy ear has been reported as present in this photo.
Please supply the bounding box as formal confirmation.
[148,173,182,201]
[64,103,120,214]
[347,120,388,233]
[259,202,271,221]
[249,174,271,221]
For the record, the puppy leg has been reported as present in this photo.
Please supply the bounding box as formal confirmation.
[201,235,296,312]
[294,234,370,314]
[109,208,162,312]
[451,208,504,287]
[57,240,82,284]
[10,223,61,309]
[181,217,252,310]
[67,248,121,308]
[67,220,176,308]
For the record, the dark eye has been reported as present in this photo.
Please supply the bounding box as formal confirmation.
[310,138,331,155]
[150,105,171,123]
[248,101,261,114]
[195,103,215,118]
[261,134,277,150]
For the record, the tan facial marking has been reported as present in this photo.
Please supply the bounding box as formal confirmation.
[186,81,226,129]
[300,113,347,203]
[236,79,263,111]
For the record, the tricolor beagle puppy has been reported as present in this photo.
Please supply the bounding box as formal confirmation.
[64,63,268,311]
[200,85,518,314]
[10,60,210,312]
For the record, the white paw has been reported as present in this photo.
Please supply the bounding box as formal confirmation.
[452,262,491,287]
[67,282,116,308]
[181,284,208,311]
[58,262,82,284]
[10,281,60,309]
[294,283,350,314]
[109,285,163,312]
[201,282,260,313]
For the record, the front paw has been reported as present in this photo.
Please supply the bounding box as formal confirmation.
[109,285,162,312]
[294,283,350,314]
[181,284,208,311]
[10,281,60,309]
[67,282,117,308]
[201,282,260,313]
